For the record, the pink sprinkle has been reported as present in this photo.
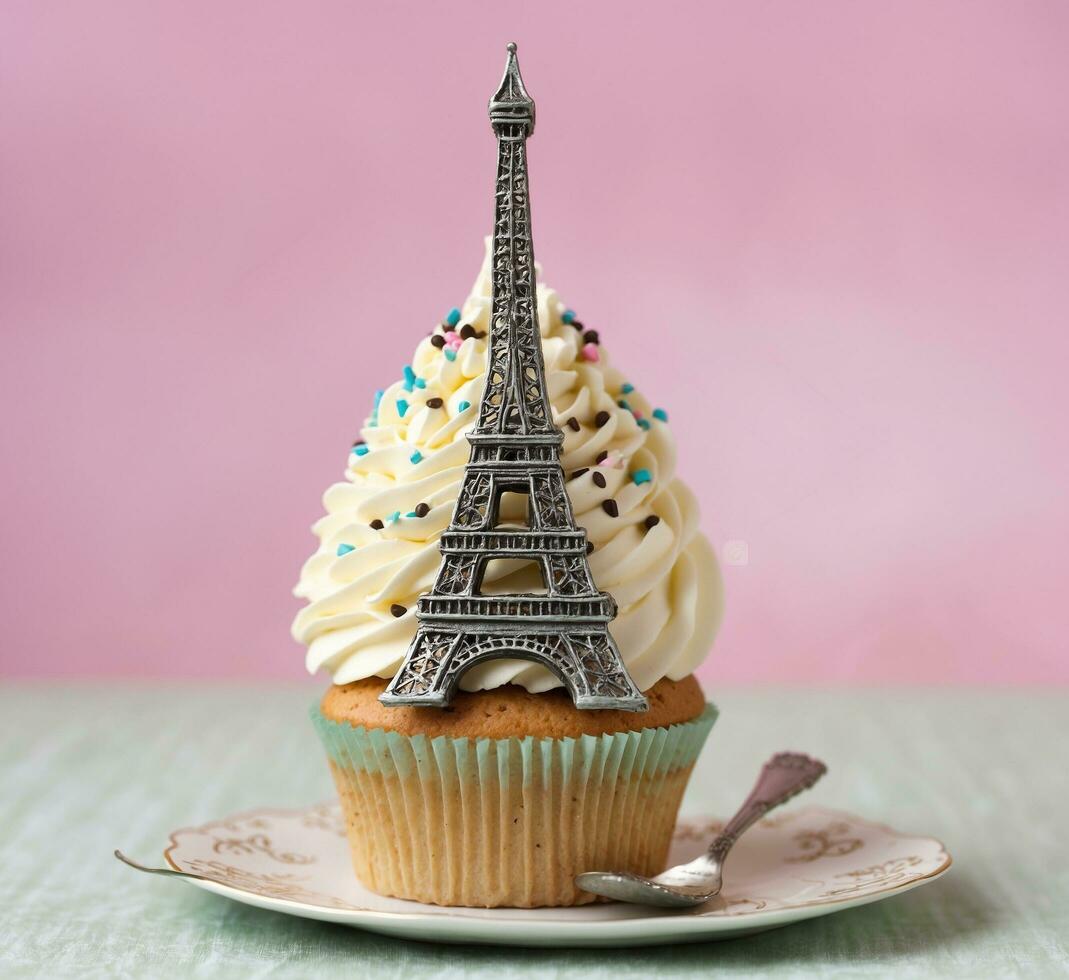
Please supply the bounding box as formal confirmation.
[632,410,644,420]
[581,342,600,362]
[447,338,463,351]
[444,331,460,343]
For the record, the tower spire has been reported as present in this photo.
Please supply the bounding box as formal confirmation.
[380,46,647,712]
[489,42,535,134]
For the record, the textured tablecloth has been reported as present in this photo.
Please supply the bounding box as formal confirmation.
[1,683,1066,978]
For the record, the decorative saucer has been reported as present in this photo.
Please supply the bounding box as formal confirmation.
[126,803,950,947]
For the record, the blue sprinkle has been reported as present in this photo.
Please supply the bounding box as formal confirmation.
[446,308,461,326]
[621,383,635,394]
[402,365,416,392]
[444,349,456,362]
[406,511,418,518]
[652,408,669,422]
[396,399,409,417]
[617,399,632,411]
[351,445,369,457]
[638,418,651,430]
[457,400,471,412]
[414,378,426,389]
[631,468,652,486]
[410,451,423,464]
[387,510,400,524]
[336,543,355,556]
[562,309,576,324]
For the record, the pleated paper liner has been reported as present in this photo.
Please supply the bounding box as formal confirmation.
[311,702,717,908]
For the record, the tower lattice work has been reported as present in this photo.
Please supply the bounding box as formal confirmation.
[380,45,648,711]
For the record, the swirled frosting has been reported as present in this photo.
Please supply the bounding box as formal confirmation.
[292,243,724,693]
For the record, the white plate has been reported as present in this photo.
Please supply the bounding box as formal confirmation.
[154,803,950,947]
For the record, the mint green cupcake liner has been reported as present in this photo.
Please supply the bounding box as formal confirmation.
[310,702,717,908]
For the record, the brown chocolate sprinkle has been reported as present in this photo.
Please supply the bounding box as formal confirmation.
[370,519,385,530]
[564,416,580,432]
[586,541,595,555]
[644,514,661,530]
[570,320,585,331]
[414,502,430,518]
[601,499,619,518]
[592,471,607,489]
[595,410,610,428]
[583,329,600,345]
[475,329,487,339]
[596,450,609,464]
[390,603,407,618]
[352,440,365,448]
[430,334,446,349]
[426,397,444,409]
[459,324,476,339]
[570,468,589,480]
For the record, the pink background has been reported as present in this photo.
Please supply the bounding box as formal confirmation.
[3,1,1067,685]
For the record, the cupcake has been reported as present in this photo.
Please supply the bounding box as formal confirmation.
[295,244,723,906]
[292,45,723,908]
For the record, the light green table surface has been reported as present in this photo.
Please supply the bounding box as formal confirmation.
[1,683,1066,978]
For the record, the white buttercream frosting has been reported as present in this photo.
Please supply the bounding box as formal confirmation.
[292,243,724,693]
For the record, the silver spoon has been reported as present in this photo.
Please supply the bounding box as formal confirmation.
[576,751,827,908]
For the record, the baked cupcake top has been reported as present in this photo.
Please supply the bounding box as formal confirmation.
[293,242,724,693]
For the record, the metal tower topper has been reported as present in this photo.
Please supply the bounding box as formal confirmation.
[379,44,648,712]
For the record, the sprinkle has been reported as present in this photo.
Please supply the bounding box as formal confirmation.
[621,383,635,394]
[592,471,606,489]
[336,543,355,556]
[431,334,446,349]
[390,603,407,618]
[415,378,426,389]
[644,514,661,530]
[595,410,610,428]
[402,365,417,392]
[460,324,476,339]
[585,540,594,555]
[396,399,409,418]
[581,343,599,362]
[570,468,589,480]
[652,408,669,422]
[617,399,631,411]
[370,519,384,530]
[601,499,619,518]
[632,410,644,420]
[582,329,599,345]
[426,397,444,409]
[637,418,651,430]
[414,502,430,518]
[351,444,369,456]
[457,400,471,412]
[445,308,461,326]
[387,511,401,524]
[570,320,585,331]
[562,309,576,324]
[406,511,417,518]
[475,329,487,339]
[444,330,459,343]
[631,468,652,485]
[444,349,456,362]
[410,451,423,464]
[595,450,609,464]
[566,417,581,432]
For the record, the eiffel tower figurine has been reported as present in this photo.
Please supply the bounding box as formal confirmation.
[380,44,648,712]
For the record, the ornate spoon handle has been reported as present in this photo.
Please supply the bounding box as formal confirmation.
[708,752,827,862]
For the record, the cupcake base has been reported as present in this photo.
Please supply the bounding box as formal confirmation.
[312,677,716,908]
